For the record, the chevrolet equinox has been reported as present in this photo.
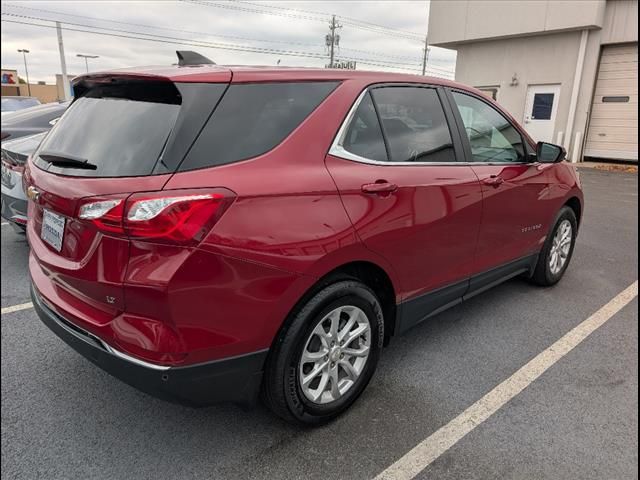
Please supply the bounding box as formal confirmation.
[27,57,584,425]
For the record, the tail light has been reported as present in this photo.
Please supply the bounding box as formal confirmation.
[77,188,235,245]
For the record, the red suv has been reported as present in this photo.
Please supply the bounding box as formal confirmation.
[27,59,583,425]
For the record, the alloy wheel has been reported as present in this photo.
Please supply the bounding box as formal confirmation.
[549,219,572,275]
[298,305,371,404]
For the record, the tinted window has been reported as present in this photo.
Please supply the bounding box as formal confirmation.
[370,87,456,163]
[342,92,387,162]
[35,82,181,177]
[532,93,554,120]
[181,82,338,171]
[452,91,525,163]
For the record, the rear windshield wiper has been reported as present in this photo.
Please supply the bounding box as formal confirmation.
[39,151,97,170]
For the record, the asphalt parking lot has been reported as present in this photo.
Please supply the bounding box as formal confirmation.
[1,168,637,480]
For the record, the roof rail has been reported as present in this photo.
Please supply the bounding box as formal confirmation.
[176,51,215,66]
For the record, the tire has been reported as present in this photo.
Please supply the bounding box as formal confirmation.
[530,206,577,286]
[262,280,384,426]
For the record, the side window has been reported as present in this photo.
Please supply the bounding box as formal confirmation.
[342,92,388,162]
[370,87,456,163]
[451,91,526,163]
[180,82,339,171]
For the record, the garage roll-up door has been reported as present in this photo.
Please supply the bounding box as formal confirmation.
[585,43,638,162]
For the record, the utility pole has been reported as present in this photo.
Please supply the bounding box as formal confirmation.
[421,36,430,76]
[326,14,342,68]
[17,49,31,96]
[56,22,71,101]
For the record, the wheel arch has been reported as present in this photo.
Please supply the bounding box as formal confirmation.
[270,259,399,355]
[564,196,582,227]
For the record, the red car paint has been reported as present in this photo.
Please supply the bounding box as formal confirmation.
[26,65,583,374]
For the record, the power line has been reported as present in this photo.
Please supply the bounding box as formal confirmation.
[182,0,424,41]
[0,13,327,59]
[0,11,448,72]
[1,2,446,69]
[0,2,321,47]
[230,0,425,39]
[2,16,454,76]
[183,0,328,23]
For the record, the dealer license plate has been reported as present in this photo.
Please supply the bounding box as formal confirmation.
[41,209,66,252]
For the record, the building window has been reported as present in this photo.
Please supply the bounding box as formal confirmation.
[531,93,554,120]
[476,86,499,101]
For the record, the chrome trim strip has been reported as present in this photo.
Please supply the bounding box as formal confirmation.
[100,343,172,371]
[328,86,533,167]
[35,290,171,371]
[331,88,369,153]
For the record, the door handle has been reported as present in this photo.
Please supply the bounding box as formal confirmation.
[361,181,398,194]
[483,175,504,188]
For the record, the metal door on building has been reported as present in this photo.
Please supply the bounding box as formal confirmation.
[523,84,561,143]
[585,43,638,162]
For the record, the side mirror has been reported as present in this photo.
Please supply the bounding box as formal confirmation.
[536,141,566,163]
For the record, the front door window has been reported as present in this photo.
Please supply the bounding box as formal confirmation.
[451,91,526,163]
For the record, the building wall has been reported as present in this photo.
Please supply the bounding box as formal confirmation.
[429,0,605,47]
[432,0,637,160]
[16,84,60,103]
[600,0,638,44]
[1,85,20,97]
[455,30,584,140]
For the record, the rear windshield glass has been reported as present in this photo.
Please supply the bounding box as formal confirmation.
[179,81,339,171]
[34,82,180,177]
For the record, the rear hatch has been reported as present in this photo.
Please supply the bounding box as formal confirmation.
[26,72,231,321]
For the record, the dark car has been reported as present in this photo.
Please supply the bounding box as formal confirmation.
[1,96,41,115]
[1,101,70,142]
[1,132,46,230]
[26,60,583,425]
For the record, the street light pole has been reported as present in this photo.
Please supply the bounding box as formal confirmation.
[17,49,31,96]
[76,54,99,73]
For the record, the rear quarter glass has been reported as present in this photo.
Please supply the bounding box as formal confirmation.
[177,81,340,172]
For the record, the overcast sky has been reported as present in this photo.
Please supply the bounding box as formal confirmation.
[1,0,456,83]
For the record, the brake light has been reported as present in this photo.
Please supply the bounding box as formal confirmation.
[76,188,235,245]
[125,191,230,244]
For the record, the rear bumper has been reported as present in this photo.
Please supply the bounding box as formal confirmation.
[31,283,267,407]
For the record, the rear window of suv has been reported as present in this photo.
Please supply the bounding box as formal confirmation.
[34,81,182,178]
[178,81,339,171]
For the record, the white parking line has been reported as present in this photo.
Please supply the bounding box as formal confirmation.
[1,222,9,226]
[1,302,33,315]
[375,280,639,480]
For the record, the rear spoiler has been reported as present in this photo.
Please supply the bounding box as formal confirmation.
[70,52,223,98]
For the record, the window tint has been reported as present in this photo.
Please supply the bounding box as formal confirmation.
[370,87,456,163]
[532,93,554,120]
[342,92,388,162]
[181,82,338,171]
[452,91,525,163]
[35,82,181,177]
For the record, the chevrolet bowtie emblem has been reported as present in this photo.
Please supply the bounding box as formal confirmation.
[26,186,41,202]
